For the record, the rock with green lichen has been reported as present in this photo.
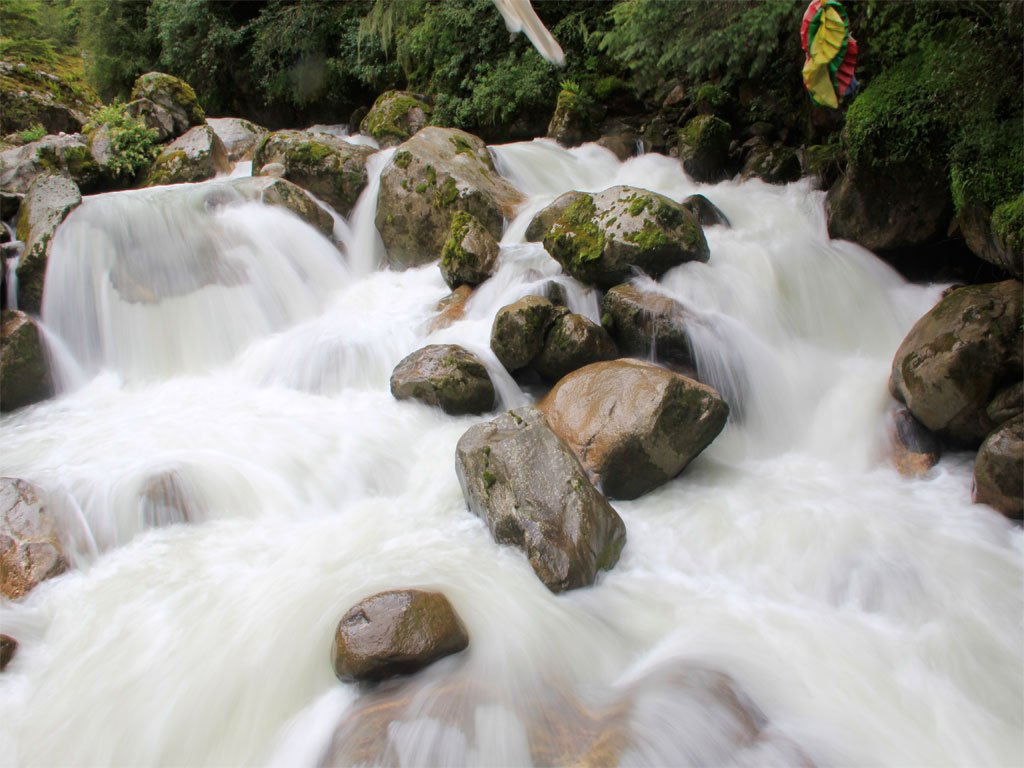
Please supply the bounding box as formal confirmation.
[376,127,523,269]
[455,406,626,593]
[601,283,695,372]
[0,57,99,136]
[890,280,1023,445]
[533,312,617,384]
[14,174,81,313]
[677,115,731,183]
[740,141,801,185]
[957,193,1023,279]
[390,344,495,415]
[229,176,334,237]
[1,310,54,412]
[540,359,729,500]
[0,134,99,196]
[490,295,565,373]
[252,129,374,216]
[144,124,229,187]
[547,88,597,148]
[359,91,431,148]
[540,186,708,289]
[125,98,177,143]
[207,117,269,162]
[973,415,1023,519]
[440,211,499,289]
[525,191,584,242]
[130,72,205,140]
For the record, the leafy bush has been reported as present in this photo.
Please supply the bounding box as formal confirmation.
[17,122,46,142]
[86,102,159,178]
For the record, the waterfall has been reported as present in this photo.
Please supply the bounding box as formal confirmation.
[0,141,1019,768]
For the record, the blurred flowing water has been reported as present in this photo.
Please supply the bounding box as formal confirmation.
[0,139,1020,768]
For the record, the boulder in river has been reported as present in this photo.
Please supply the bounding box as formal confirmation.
[1,310,54,412]
[229,176,334,238]
[359,91,431,147]
[252,130,375,216]
[888,408,942,478]
[540,186,709,289]
[681,194,731,228]
[740,141,802,185]
[390,344,495,415]
[375,127,523,268]
[455,407,627,592]
[0,635,16,671]
[207,117,268,162]
[533,312,617,384]
[540,359,729,499]
[14,173,82,314]
[439,211,500,289]
[601,283,696,372]
[957,198,1023,279]
[490,295,566,373]
[890,280,1023,445]
[0,134,99,196]
[144,124,230,186]
[972,416,1023,519]
[677,115,731,183]
[130,72,206,141]
[331,589,469,682]
[0,477,68,600]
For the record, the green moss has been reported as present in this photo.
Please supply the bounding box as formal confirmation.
[694,82,727,108]
[132,72,204,124]
[394,150,412,169]
[680,114,730,152]
[448,135,476,157]
[626,195,648,216]
[654,201,683,228]
[434,177,459,208]
[949,117,1024,214]
[362,92,430,142]
[594,76,631,102]
[441,210,473,270]
[62,145,98,180]
[625,221,672,251]
[414,182,429,194]
[992,192,1024,253]
[290,141,334,167]
[35,145,60,172]
[482,470,497,489]
[550,193,605,270]
[145,150,187,185]
[424,165,437,186]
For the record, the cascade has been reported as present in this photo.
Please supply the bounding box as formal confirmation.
[0,139,1020,768]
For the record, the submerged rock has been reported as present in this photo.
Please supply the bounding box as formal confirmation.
[973,416,1023,519]
[601,283,695,372]
[455,407,627,592]
[428,285,474,333]
[207,117,268,162]
[0,635,15,672]
[130,72,206,140]
[888,408,942,478]
[14,173,82,314]
[540,186,708,289]
[375,127,523,268]
[439,211,499,289]
[540,359,729,500]
[390,344,495,415]
[359,91,431,148]
[331,589,469,682]
[229,176,334,237]
[1,310,54,412]
[890,280,1022,445]
[252,130,375,216]
[0,477,68,600]
[144,124,230,186]
[139,470,197,528]
[0,134,99,196]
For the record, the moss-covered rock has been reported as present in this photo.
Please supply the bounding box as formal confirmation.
[958,194,1023,279]
[677,115,731,183]
[890,280,1023,445]
[455,406,627,593]
[130,72,205,139]
[541,187,709,289]
[490,295,565,373]
[440,211,499,289]
[124,98,177,144]
[533,312,617,384]
[972,415,1023,519]
[14,174,81,314]
[740,141,801,185]
[375,127,523,269]
[359,91,431,147]
[229,176,334,237]
[0,134,99,196]
[540,359,729,500]
[332,589,469,682]
[546,86,596,148]
[252,129,374,216]
[1,310,54,412]
[144,124,229,187]
[0,55,99,135]
[390,344,495,415]
[601,283,695,372]
[0,477,68,600]
[525,191,585,242]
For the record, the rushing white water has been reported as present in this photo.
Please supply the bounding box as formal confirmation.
[0,141,1020,768]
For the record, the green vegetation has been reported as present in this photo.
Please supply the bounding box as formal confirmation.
[18,123,46,142]
[361,91,430,143]
[441,211,473,270]
[85,102,159,178]
[992,193,1024,253]
[550,193,605,270]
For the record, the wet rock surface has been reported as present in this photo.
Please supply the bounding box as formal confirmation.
[533,311,617,384]
[490,295,565,373]
[390,344,495,415]
[14,173,81,313]
[229,176,334,237]
[144,124,230,186]
[207,117,268,162]
[888,408,942,478]
[439,211,499,289]
[973,415,1023,519]
[0,635,16,671]
[601,283,696,372]
[0,477,68,600]
[1,310,54,412]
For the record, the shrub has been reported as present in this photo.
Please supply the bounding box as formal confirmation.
[17,122,46,142]
[86,102,159,178]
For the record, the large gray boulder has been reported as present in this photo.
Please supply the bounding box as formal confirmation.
[439,211,499,289]
[331,589,469,682]
[207,117,268,162]
[375,127,523,269]
[14,174,82,313]
[359,90,431,147]
[228,176,334,237]
[890,280,1023,445]
[0,478,68,600]
[144,124,230,186]
[601,283,695,371]
[1,310,53,412]
[252,130,375,216]
[0,134,100,197]
[973,416,1023,519]
[455,407,627,592]
[129,72,206,140]
[390,344,495,415]
[540,359,729,500]
[540,186,709,289]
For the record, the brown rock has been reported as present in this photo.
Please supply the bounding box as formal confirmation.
[0,477,67,600]
[533,312,617,384]
[428,285,474,333]
[331,589,469,682]
[540,359,729,499]
[888,408,942,477]
[601,283,695,372]
[390,344,495,415]
[973,416,1023,519]
[0,634,15,671]
[490,295,565,373]
[1,310,54,412]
